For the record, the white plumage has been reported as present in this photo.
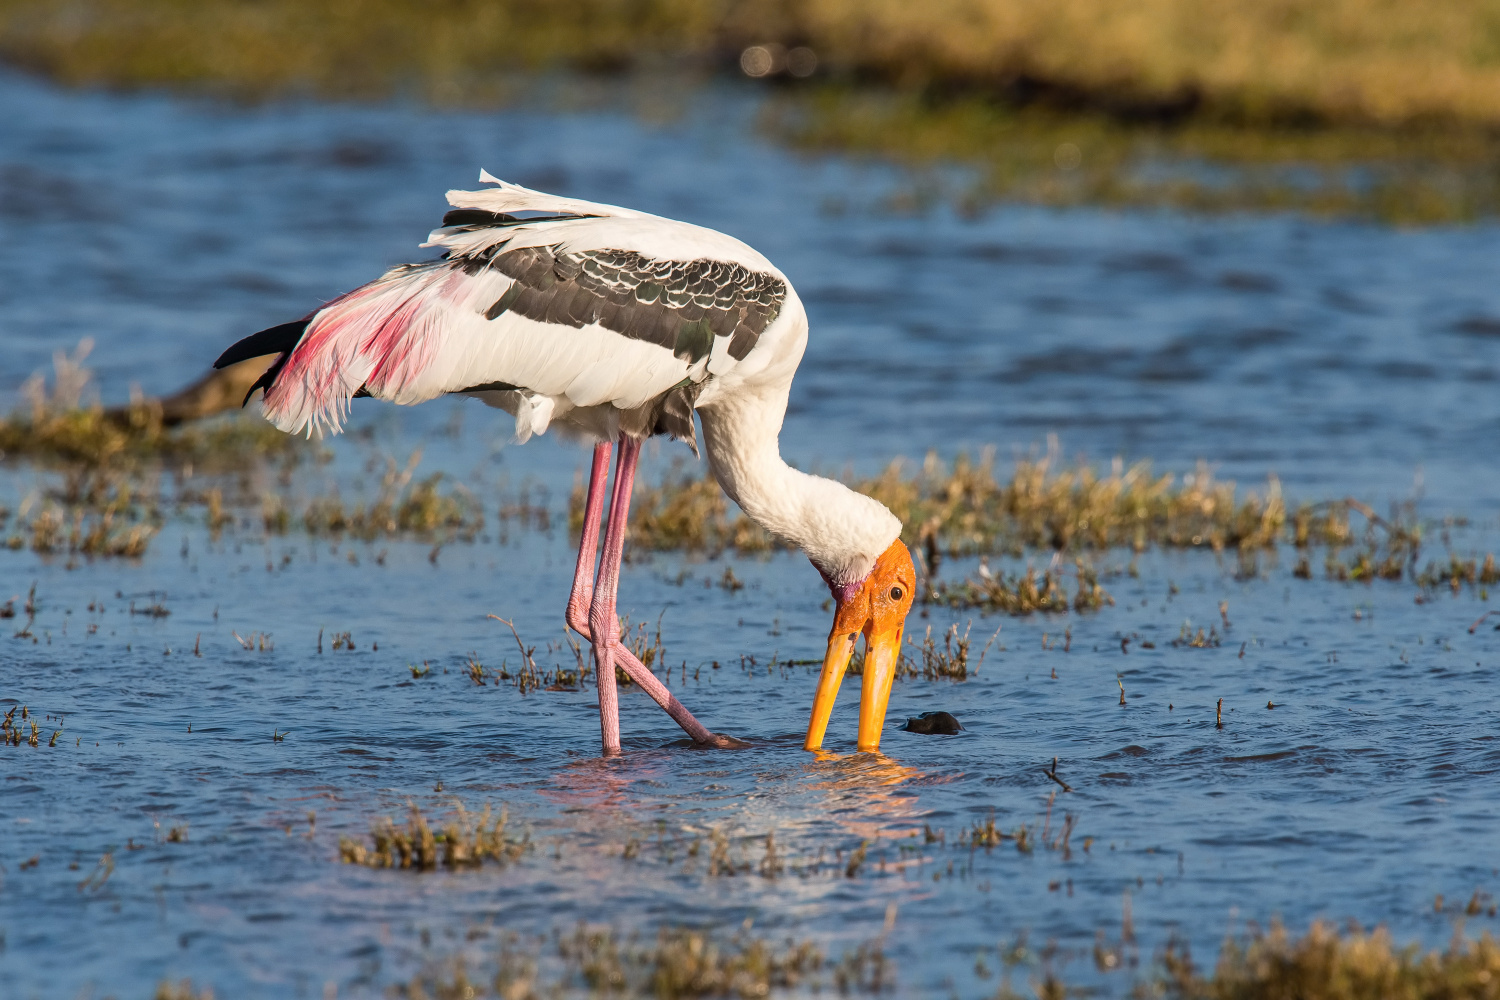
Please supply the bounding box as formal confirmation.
[219,171,915,753]
[263,176,789,439]
[243,172,899,583]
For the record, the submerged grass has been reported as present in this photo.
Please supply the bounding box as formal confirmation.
[600,465,774,557]
[384,917,1500,1000]
[2,703,62,748]
[399,924,830,1000]
[926,559,1114,615]
[5,475,158,558]
[869,451,1288,557]
[0,402,293,471]
[339,802,529,871]
[2,346,489,556]
[7,353,1495,595]
[623,451,1489,584]
[1,344,299,559]
[281,452,484,543]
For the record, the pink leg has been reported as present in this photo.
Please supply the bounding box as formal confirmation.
[565,441,613,633]
[589,443,631,753]
[567,439,726,749]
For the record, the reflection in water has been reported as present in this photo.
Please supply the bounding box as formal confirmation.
[540,756,641,815]
[805,750,931,841]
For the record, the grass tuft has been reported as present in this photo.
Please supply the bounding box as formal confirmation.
[625,452,1292,559]
[402,923,828,999]
[1145,920,1500,1000]
[849,622,993,681]
[927,559,1115,615]
[339,802,529,871]
[0,340,300,472]
[295,451,483,542]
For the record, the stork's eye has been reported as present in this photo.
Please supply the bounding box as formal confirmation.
[889,586,904,601]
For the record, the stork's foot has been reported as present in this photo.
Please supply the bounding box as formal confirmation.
[695,732,750,749]
[568,623,720,744]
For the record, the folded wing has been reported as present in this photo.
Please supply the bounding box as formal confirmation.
[245,174,789,446]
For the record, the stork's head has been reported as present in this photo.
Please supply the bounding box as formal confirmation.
[804,539,916,753]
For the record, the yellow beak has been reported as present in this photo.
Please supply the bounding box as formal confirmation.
[804,630,855,751]
[856,626,902,752]
[803,626,903,752]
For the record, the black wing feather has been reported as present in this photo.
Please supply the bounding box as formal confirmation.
[214,320,309,370]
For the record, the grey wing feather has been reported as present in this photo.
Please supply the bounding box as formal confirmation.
[466,244,785,365]
[438,217,787,454]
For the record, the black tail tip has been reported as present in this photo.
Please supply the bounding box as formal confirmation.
[214,320,309,370]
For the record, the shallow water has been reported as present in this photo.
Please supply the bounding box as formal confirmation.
[3,70,1500,998]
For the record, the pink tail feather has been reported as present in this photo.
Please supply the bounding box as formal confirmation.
[261,266,451,436]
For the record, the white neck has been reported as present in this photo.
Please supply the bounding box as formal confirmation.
[698,382,901,587]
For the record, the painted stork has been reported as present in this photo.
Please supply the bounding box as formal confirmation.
[214,173,915,755]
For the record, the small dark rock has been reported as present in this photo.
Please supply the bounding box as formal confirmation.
[900,711,964,735]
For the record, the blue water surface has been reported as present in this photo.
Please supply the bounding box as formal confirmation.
[2,69,1500,999]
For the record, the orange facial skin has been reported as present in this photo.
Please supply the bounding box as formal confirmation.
[804,540,917,752]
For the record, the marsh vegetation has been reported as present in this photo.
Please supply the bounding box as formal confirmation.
[5,0,1499,129]
[330,911,1500,1000]
[4,0,1500,220]
[7,353,1493,613]
[339,802,529,870]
